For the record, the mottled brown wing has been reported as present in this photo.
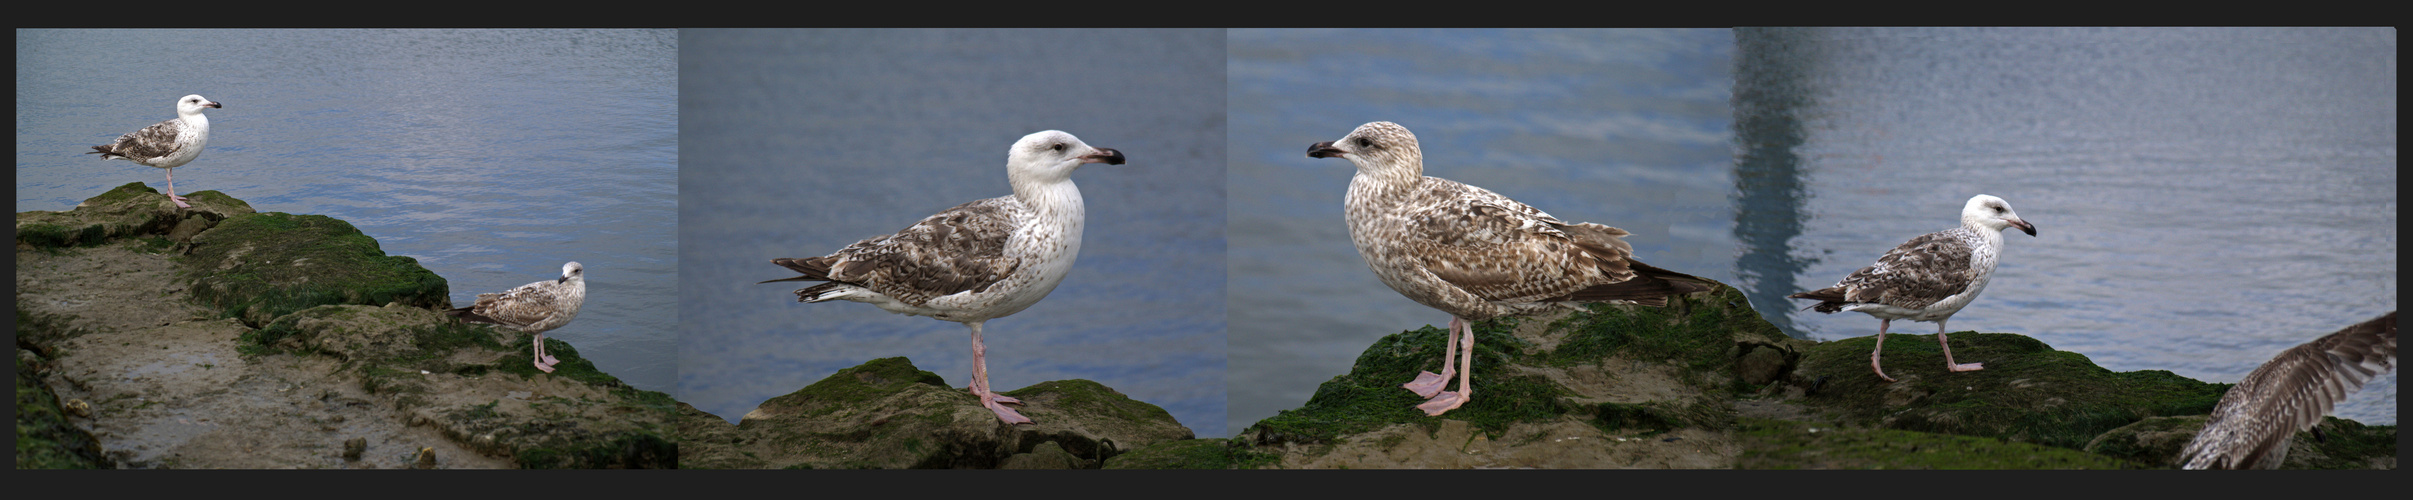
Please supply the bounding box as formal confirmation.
[820,197,1023,306]
[1398,180,1622,303]
[468,281,566,329]
[95,119,185,160]
[1833,230,1977,311]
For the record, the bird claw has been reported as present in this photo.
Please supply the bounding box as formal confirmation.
[982,393,1034,424]
[534,361,556,373]
[1948,362,1985,372]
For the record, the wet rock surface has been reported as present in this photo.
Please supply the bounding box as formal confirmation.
[673,357,1193,469]
[16,186,675,468]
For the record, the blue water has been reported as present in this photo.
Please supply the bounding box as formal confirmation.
[1733,27,2394,425]
[1227,29,1741,436]
[676,29,1229,436]
[15,29,680,394]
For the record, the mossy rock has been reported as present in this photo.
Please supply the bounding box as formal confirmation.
[1736,417,2139,469]
[181,212,449,326]
[1789,331,2225,450]
[1102,438,1283,469]
[687,357,1193,469]
[15,182,252,249]
[1242,283,1773,446]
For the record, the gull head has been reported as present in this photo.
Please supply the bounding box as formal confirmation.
[177,94,221,116]
[558,261,585,284]
[1307,121,1422,178]
[1962,194,2036,237]
[1007,130,1123,183]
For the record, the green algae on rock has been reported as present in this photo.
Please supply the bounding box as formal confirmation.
[1786,331,2226,450]
[672,356,1193,469]
[16,308,112,469]
[16,186,672,468]
[242,304,680,468]
[181,212,449,327]
[1737,417,2137,469]
[16,182,253,249]
[1225,283,1781,468]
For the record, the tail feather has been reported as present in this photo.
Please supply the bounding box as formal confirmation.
[1558,260,1718,306]
[445,306,497,325]
[1787,287,1850,313]
[759,257,835,285]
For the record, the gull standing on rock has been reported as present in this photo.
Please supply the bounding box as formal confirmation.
[88,94,220,209]
[761,130,1126,425]
[1306,121,1715,417]
[1789,194,2036,382]
[448,262,587,373]
[2180,311,2396,469]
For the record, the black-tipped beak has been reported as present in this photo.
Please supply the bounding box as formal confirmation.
[1083,148,1126,165]
[2011,219,2036,236]
[1307,141,1344,159]
[206,101,222,108]
[557,276,569,284]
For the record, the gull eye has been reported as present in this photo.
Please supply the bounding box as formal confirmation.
[1355,137,1374,148]
[1051,143,1065,152]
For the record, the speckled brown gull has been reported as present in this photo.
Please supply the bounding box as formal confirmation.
[2179,311,2396,469]
[88,94,220,208]
[448,262,587,373]
[1789,194,2036,382]
[1306,121,1714,416]
[760,130,1124,425]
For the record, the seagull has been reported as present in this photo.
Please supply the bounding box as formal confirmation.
[1789,194,2036,382]
[1307,121,1714,416]
[89,94,220,208]
[2179,311,2396,469]
[448,262,587,373]
[761,130,1125,425]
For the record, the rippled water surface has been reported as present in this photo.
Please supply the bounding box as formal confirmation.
[17,29,680,393]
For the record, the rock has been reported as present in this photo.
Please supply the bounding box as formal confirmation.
[999,441,1091,469]
[1736,343,1792,385]
[673,357,1193,469]
[180,212,449,327]
[16,183,252,249]
[64,399,92,418]
[15,186,674,469]
[1225,282,1776,468]
[1783,332,2225,450]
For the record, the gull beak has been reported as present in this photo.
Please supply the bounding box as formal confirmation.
[1307,141,1345,159]
[206,101,222,109]
[1081,147,1125,165]
[2009,218,2036,236]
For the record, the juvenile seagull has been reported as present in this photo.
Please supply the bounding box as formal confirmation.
[89,94,221,208]
[762,130,1125,425]
[448,262,587,373]
[1307,121,1713,416]
[2180,311,2396,469]
[1789,194,2036,382]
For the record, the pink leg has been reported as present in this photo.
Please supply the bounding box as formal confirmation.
[1870,319,1896,382]
[967,322,1032,424]
[532,334,555,373]
[1937,323,1984,372]
[1417,318,1475,416]
[164,168,191,208]
[537,333,561,367]
[1403,316,1464,398]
